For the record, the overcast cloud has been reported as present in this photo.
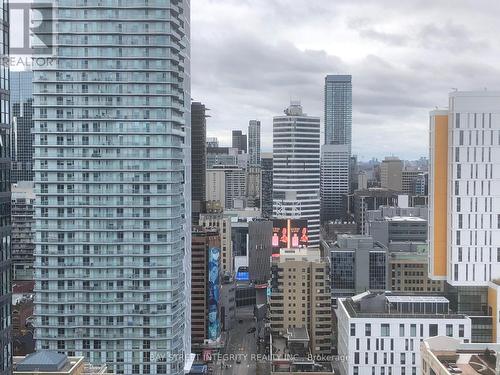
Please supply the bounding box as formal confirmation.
[191,0,500,160]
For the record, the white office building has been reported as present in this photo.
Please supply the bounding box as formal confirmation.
[273,101,321,246]
[32,1,191,374]
[336,292,471,375]
[429,92,500,286]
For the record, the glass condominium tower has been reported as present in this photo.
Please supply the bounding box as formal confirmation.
[32,1,191,374]
[324,75,352,148]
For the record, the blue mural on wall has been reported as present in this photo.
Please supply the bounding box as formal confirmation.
[208,247,221,340]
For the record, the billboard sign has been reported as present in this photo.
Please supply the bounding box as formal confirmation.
[272,218,308,256]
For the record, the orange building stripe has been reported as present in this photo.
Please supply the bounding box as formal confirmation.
[433,114,448,277]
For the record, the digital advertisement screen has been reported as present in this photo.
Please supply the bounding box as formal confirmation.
[236,266,249,281]
[272,218,308,256]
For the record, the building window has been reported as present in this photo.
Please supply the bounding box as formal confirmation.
[400,352,406,365]
[365,323,371,336]
[399,324,405,337]
[381,324,390,337]
[446,324,453,337]
[350,323,356,336]
[354,352,359,364]
[410,324,416,337]
[459,324,464,337]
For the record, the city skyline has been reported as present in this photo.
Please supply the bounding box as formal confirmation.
[192,0,500,160]
[3,1,500,374]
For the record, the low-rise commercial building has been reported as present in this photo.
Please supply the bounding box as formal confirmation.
[388,243,445,293]
[326,235,388,301]
[13,351,110,374]
[421,336,500,375]
[337,292,472,375]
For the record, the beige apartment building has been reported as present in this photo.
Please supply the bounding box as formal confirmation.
[270,248,332,355]
[199,210,233,274]
[389,243,445,293]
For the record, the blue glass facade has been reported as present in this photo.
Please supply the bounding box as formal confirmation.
[11,71,34,183]
[32,1,191,374]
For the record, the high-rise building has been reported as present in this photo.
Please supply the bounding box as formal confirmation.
[428,92,500,344]
[261,153,273,218]
[248,120,261,166]
[401,169,420,194]
[206,146,238,168]
[273,101,321,246]
[380,156,403,191]
[246,165,261,209]
[320,144,350,222]
[11,71,34,183]
[349,155,358,194]
[191,102,207,224]
[322,75,352,224]
[206,165,246,210]
[199,212,233,274]
[11,182,35,281]
[32,1,191,373]
[270,248,332,356]
[324,75,352,148]
[248,220,273,284]
[191,227,221,348]
[0,2,11,371]
[429,92,500,286]
[231,130,247,154]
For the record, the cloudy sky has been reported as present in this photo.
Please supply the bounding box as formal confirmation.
[191,0,500,160]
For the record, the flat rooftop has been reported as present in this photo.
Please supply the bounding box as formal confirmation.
[386,216,426,222]
[423,336,500,375]
[386,295,449,304]
[340,292,467,320]
[287,327,309,342]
